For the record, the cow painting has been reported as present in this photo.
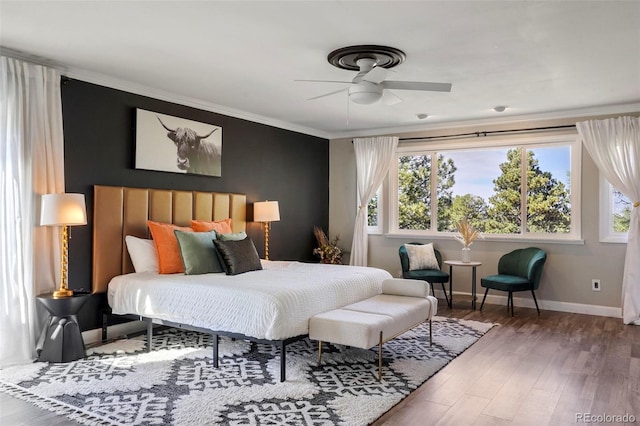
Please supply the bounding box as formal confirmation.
[134,109,222,177]
[157,116,221,175]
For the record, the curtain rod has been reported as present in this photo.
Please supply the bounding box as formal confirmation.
[398,124,576,142]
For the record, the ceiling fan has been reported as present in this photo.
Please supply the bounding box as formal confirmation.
[296,45,452,105]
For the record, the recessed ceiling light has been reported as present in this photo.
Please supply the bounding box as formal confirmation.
[417,113,429,119]
[493,106,507,112]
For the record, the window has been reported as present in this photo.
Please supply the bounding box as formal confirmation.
[599,174,630,243]
[366,186,383,234]
[388,135,581,241]
[398,154,432,230]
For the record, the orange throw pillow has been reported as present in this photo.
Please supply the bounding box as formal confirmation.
[147,221,193,274]
[190,218,233,234]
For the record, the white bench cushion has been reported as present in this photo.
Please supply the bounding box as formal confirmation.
[343,294,431,338]
[309,309,393,349]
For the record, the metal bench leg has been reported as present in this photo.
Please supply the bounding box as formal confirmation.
[318,341,323,366]
[429,320,433,346]
[378,331,383,381]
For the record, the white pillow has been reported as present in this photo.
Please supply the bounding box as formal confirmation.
[125,235,159,273]
[404,243,439,271]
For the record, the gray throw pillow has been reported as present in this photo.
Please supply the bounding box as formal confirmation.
[213,237,263,275]
[174,230,224,275]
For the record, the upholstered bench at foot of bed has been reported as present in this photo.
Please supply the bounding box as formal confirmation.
[309,278,438,381]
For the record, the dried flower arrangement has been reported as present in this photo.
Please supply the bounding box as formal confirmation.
[454,218,482,248]
[313,226,343,264]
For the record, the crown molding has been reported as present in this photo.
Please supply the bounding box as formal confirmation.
[1,47,332,140]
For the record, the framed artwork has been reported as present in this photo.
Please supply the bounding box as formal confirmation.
[135,109,223,177]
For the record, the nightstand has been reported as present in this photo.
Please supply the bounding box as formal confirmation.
[36,293,90,363]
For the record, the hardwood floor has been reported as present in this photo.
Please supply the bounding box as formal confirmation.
[374,298,640,426]
[1,297,638,425]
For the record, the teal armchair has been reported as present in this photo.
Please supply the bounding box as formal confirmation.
[480,247,547,316]
[399,243,451,307]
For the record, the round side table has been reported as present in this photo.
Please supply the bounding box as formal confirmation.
[443,261,482,309]
[36,293,90,363]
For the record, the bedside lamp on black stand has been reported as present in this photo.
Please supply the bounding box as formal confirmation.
[37,193,90,362]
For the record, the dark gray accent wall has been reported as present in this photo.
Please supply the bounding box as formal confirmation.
[61,78,329,330]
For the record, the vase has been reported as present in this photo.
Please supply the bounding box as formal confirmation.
[461,247,471,263]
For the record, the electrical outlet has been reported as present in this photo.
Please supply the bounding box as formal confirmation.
[592,279,601,292]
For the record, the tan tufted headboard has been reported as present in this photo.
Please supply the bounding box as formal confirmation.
[92,185,246,293]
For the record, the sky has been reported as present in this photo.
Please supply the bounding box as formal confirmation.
[442,146,571,201]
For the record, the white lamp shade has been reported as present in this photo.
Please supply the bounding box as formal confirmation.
[41,193,87,226]
[254,200,280,222]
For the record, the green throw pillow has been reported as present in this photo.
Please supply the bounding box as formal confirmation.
[174,230,224,275]
[217,231,247,241]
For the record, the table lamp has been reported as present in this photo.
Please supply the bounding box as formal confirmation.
[254,200,280,260]
[40,193,87,298]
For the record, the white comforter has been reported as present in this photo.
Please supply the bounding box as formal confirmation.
[108,260,392,340]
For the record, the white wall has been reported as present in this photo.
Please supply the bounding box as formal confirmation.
[329,115,634,315]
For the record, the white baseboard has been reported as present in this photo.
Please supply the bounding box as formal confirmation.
[431,289,622,318]
[82,321,148,346]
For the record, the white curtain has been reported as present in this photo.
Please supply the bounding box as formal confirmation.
[576,116,640,325]
[350,136,398,266]
[1,56,65,366]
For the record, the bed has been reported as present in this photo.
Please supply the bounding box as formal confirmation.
[93,185,392,381]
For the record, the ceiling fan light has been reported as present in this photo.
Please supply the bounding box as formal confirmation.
[348,83,383,105]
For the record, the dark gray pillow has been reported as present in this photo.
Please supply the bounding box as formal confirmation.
[174,230,224,275]
[213,237,263,275]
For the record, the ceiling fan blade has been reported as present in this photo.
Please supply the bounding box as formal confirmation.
[383,81,452,92]
[382,90,403,106]
[307,87,349,100]
[361,66,387,84]
[294,79,352,84]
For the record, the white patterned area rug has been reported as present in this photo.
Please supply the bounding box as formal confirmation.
[1,317,494,426]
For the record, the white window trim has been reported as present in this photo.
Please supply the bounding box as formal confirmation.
[387,133,582,242]
[599,173,630,243]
